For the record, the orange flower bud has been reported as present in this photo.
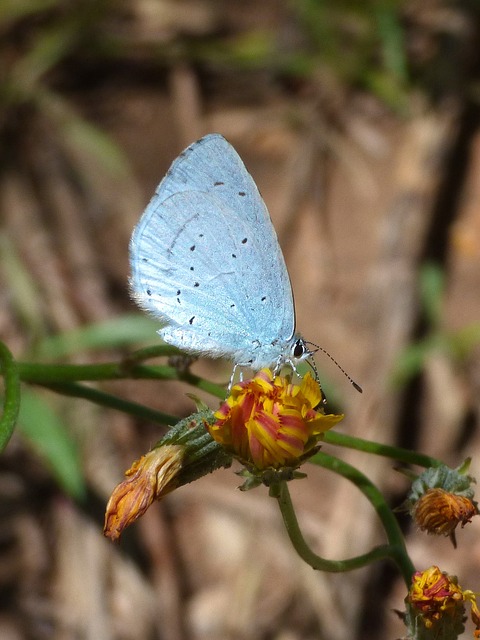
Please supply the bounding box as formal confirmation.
[104,445,185,541]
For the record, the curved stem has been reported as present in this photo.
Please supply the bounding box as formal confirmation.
[322,431,441,469]
[0,341,21,451]
[272,481,401,573]
[310,451,415,585]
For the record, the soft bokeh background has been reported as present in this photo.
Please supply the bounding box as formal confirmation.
[1,1,480,639]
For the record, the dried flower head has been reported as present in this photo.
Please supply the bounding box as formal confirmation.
[104,445,185,541]
[104,410,231,541]
[413,488,477,537]
[402,461,478,547]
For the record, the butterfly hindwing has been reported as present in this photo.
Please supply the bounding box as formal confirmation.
[130,134,296,366]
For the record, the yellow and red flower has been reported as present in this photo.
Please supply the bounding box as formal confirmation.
[405,566,480,638]
[407,566,465,629]
[210,369,343,471]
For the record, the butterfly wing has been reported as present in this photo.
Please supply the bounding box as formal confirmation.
[130,134,295,366]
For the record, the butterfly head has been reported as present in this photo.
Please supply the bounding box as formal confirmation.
[272,334,315,377]
[291,336,312,362]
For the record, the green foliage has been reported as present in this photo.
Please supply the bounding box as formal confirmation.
[292,0,409,107]
[33,315,163,359]
[17,388,86,499]
[0,0,58,23]
[0,341,20,451]
[393,262,480,386]
[0,0,128,180]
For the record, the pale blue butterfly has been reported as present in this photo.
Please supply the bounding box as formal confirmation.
[129,134,312,374]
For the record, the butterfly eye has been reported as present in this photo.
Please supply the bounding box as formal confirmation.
[293,339,307,359]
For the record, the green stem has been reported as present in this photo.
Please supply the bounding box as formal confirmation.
[323,431,441,469]
[310,451,415,585]
[0,341,21,451]
[43,381,178,425]
[272,481,400,572]
[17,361,227,399]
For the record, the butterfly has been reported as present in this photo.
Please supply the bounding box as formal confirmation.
[129,133,313,374]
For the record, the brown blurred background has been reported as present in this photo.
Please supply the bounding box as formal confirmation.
[1,1,480,639]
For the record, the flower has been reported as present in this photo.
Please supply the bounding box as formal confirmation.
[407,566,464,629]
[405,566,467,638]
[401,461,478,547]
[104,410,232,541]
[464,590,480,638]
[104,445,185,541]
[413,488,477,537]
[210,369,343,471]
[404,567,480,639]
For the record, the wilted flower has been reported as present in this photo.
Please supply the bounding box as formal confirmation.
[104,410,231,541]
[402,461,478,547]
[413,488,477,538]
[104,445,185,541]
[210,369,343,471]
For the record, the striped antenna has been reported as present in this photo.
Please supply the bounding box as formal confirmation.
[307,342,363,393]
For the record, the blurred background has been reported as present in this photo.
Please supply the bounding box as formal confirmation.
[1,1,480,638]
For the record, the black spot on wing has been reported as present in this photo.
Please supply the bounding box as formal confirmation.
[242,238,247,244]
[146,289,152,296]
[189,316,195,325]
[238,191,246,197]
[214,181,224,186]
[190,245,195,251]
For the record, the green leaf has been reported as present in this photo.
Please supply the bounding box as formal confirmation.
[33,314,162,359]
[375,5,407,83]
[0,0,58,25]
[419,262,445,328]
[448,323,480,362]
[17,389,86,499]
[39,91,130,177]
[391,340,433,386]
[0,341,21,452]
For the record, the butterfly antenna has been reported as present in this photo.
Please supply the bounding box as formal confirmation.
[306,355,319,381]
[307,342,363,393]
